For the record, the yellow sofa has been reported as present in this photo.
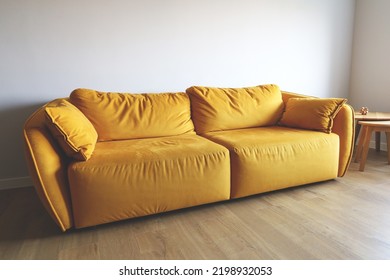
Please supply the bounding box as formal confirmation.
[23,85,354,231]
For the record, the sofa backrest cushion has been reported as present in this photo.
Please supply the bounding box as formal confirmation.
[44,99,98,161]
[186,84,284,134]
[69,89,195,141]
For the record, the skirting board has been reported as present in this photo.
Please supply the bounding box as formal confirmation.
[0,177,32,191]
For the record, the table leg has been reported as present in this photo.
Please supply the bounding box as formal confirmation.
[355,123,361,143]
[355,125,367,163]
[375,131,381,151]
[359,127,374,171]
[386,132,390,164]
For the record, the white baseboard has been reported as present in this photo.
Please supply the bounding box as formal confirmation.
[0,176,33,191]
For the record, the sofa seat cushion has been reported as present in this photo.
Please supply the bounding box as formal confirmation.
[203,126,340,198]
[68,135,230,228]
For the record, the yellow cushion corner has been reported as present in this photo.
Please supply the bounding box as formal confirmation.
[44,99,98,161]
[279,97,347,133]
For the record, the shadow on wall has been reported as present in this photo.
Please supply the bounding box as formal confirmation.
[0,102,45,180]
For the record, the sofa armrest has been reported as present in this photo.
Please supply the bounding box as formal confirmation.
[23,103,73,232]
[281,91,355,177]
[332,104,355,176]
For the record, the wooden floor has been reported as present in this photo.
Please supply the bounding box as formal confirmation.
[1,149,390,260]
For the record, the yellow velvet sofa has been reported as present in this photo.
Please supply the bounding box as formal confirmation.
[23,84,354,231]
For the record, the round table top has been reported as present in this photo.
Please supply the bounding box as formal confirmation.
[355,112,390,121]
[358,120,390,127]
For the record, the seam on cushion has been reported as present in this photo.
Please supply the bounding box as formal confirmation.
[51,122,80,153]
[23,128,67,232]
[230,134,338,154]
[69,149,229,172]
[205,126,333,150]
[96,130,197,143]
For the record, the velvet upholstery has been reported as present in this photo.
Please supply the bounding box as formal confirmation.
[23,86,354,231]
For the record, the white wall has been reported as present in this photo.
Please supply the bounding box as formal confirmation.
[0,0,355,184]
[349,0,390,111]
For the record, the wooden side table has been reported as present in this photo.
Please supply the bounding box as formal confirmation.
[355,112,390,151]
[354,121,390,171]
